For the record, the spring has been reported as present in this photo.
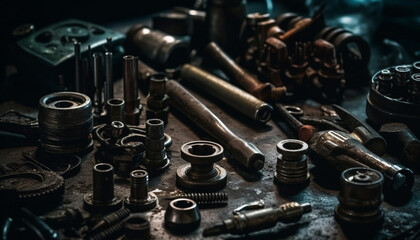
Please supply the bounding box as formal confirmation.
[175,192,228,205]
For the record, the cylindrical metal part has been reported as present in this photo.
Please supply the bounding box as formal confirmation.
[376,69,393,95]
[74,42,81,92]
[335,167,384,225]
[173,192,228,205]
[181,64,272,123]
[126,25,190,68]
[123,55,140,125]
[274,104,315,142]
[124,216,150,240]
[394,65,411,97]
[275,139,310,185]
[106,98,125,124]
[409,73,420,103]
[146,74,169,124]
[84,163,122,213]
[104,52,114,102]
[92,163,116,203]
[140,119,170,173]
[124,170,157,212]
[165,198,201,234]
[206,0,246,57]
[412,61,420,74]
[38,92,93,155]
[177,141,227,191]
[93,53,104,115]
[205,42,287,102]
[166,80,265,170]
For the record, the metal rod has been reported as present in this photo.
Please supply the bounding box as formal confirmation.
[123,55,140,125]
[74,41,81,92]
[93,52,103,114]
[104,52,113,102]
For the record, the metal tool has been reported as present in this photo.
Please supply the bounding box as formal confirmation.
[87,208,131,236]
[164,198,201,234]
[205,42,288,103]
[232,200,265,214]
[335,167,384,227]
[176,141,227,191]
[275,139,310,185]
[180,64,273,124]
[379,123,420,167]
[123,55,141,125]
[309,130,414,193]
[124,170,157,212]
[203,202,311,236]
[83,163,122,213]
[274,104,315,142]
[166,80,265,171]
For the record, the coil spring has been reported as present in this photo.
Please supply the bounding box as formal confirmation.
[176,192,228,205]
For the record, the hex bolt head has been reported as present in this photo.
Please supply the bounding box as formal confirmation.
[83,163,122,213]
[275,139,310,185]
[176,141,227,191]
[124,170,157,212]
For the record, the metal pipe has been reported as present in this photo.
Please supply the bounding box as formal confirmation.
[104,52,113,102]
[180,64,273,124]
[93,52,103,114]
[74,41,81,92]
[123,55,140,125]
[166,80,265,171]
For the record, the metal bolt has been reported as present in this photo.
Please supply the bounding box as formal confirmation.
[377,69,393,95]
[409,73,420,103]
[83,163,122,213]
[140,119,170,173]
[275,139,310,185]
[394,65,411,97]
[124,170,157,212]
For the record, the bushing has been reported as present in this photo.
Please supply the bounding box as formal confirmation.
[38,91,93,155]
[335,167,384,226]
[274,139,310,185]
[124,170,157,212]
[164,198,201,234]
[140,119,170,173]
[123,55,141,125]
[146,74,169,124]
[176,140,227,191]
[106,98,126,124]
[84,163,122,213]
[124,216,151,240]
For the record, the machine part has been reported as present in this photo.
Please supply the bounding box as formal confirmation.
[86,221,124,240]
[124,216,150,240]
[335,167,384,226]
[284,42,309,88]
[205,0,246,57]
[274,104,315,142]
[23,152,81,179]
[126,24,190,68]
[164,198,201,234]
[376,69,393,96]
[165,192,228,205]
[203,201,311,236]
[409,73,420,104]
[332,104,386,156]
[0,110,39,141]
[258,37,287,87]
[15,19,125,94]
[123,55,141,125]
[393,65,411,98]
[146,74,169,124]
[20,207,59,240]
[83,163,122,213]
[42,208,89,229]
[205,42,288,102]
[232,200,265,214]
[88,208,131,235]
[166,80,265,170]
[104,52,114,103]
[309,130,414,193]
[275,139,310,185]
[379,123,420,167]
[93,52,105,118]
[176,141,227,191]
[152,12,191,36]
[139,119,170,173]
[74,41,81,92]
[124,170,157,212]
[0,170,64,209]
[137,59,158,94]
[106,98,125,124]
[366,63,420,136]
[38,91,93,155]
[181,64,273,124]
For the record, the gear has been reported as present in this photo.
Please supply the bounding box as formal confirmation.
[0,170,64,208]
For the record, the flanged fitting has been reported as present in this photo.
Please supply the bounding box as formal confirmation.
[176,140,227,191]
[124,216,151,240]
[84,163,122,213]
[124,170,157,212]
[146,73,170,124]
[164,198,201,234]
[140,119,170,173]
[335,167,384,226]
[38,91,93,155]
[275,139,310,185]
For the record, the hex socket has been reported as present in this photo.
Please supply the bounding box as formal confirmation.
[166,80,265,170]
[93,163,116,203]
[180,64,272,123]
